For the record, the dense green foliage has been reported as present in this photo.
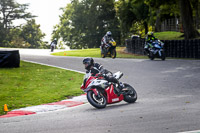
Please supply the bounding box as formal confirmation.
[1,0,200,48]
[52,0,200,48]
[52,0,121,49]
[21,19,46,48]
[0,0,47,48]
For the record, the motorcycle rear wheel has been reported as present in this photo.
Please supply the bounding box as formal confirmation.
[123,83,137,103]
[87,90,107,109]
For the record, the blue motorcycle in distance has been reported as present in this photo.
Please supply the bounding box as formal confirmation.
[148,40,166,60]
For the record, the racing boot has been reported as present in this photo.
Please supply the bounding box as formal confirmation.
[116,82,124,96]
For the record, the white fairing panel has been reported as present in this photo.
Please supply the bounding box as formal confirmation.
[88,79,108,89]
[113,71,123,80]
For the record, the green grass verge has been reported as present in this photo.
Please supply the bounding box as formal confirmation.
[0,61,84,115]
[154,30,200,40]
[154,31,184,40]
[51,47,147,59]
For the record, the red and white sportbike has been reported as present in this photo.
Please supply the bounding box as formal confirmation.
[80,71,137,109]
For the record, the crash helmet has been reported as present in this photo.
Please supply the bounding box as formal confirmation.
[83,57,94,70]
[106,31,112,37]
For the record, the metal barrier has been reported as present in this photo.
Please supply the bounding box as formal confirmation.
[125,39,200,59]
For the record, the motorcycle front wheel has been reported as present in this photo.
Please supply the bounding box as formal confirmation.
[161,51,166,61]
[87,90,107,109]
[111,49,116,59]
[51,46,54,52]
[101,49,106,58]
[101,53,105,58]
[123,83,137,103]
[149,52,154,60]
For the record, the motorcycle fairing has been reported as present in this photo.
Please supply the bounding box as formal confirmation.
[105,84,124,104]
[113,71,123,80]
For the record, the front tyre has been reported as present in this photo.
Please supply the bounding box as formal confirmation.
[87,90,107,109]
[101,53,105,58]
[123,83,137,103]
[51,46,54,52]
[149,52,154,60]
[161,51,166,61]
[111,49,116,59]
[101,49,106,58]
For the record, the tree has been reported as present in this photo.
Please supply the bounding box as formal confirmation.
[116,0,137,38]
[145,0,199,39]
[53,0,120,49]
[179,0,199,39]
[131,0,149,34]
[21,19,45,48]
[0,0,33,29]
[0,0,34,47]
[9,27,31,48]
[116,0,149,39]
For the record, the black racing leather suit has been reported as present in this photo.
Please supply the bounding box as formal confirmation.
[86,63,119,84]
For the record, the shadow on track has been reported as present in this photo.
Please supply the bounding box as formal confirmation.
[85,102,138,112]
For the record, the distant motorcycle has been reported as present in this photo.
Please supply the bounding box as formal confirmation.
[148,40,166,60]
[100,39,117,59]
[80,71,137,109]
[51,45,55,52]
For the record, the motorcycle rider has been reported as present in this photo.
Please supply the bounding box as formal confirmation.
[144,32,157,54]
[83,57,124,94]
[101,31,115,52]
[50,38,57,51]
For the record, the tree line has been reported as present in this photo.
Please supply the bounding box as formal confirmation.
[52,0,200,49]
[0,0,46,48]
[1,0,200,49]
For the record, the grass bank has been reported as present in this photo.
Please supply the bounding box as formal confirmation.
[52,47,147,59]
[154,31,184,40]
[0,61,84,115]
[154,31,200,40]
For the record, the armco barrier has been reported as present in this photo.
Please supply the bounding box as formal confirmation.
[125,39,200,59]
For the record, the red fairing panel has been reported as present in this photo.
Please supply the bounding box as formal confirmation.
[81,76,96,90]
[105,84,124,104]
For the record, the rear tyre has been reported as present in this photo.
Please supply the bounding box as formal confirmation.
[87,90,107,109]
[123,83,137,103]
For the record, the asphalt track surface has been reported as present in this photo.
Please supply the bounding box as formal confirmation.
[1,49,200,133]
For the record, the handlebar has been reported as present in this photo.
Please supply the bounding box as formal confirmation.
[95,73,106,79]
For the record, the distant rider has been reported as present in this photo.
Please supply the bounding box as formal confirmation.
[144,32,157,54]
[101,31,115,51]
[83,57,124,94]
[50,38,57,50]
